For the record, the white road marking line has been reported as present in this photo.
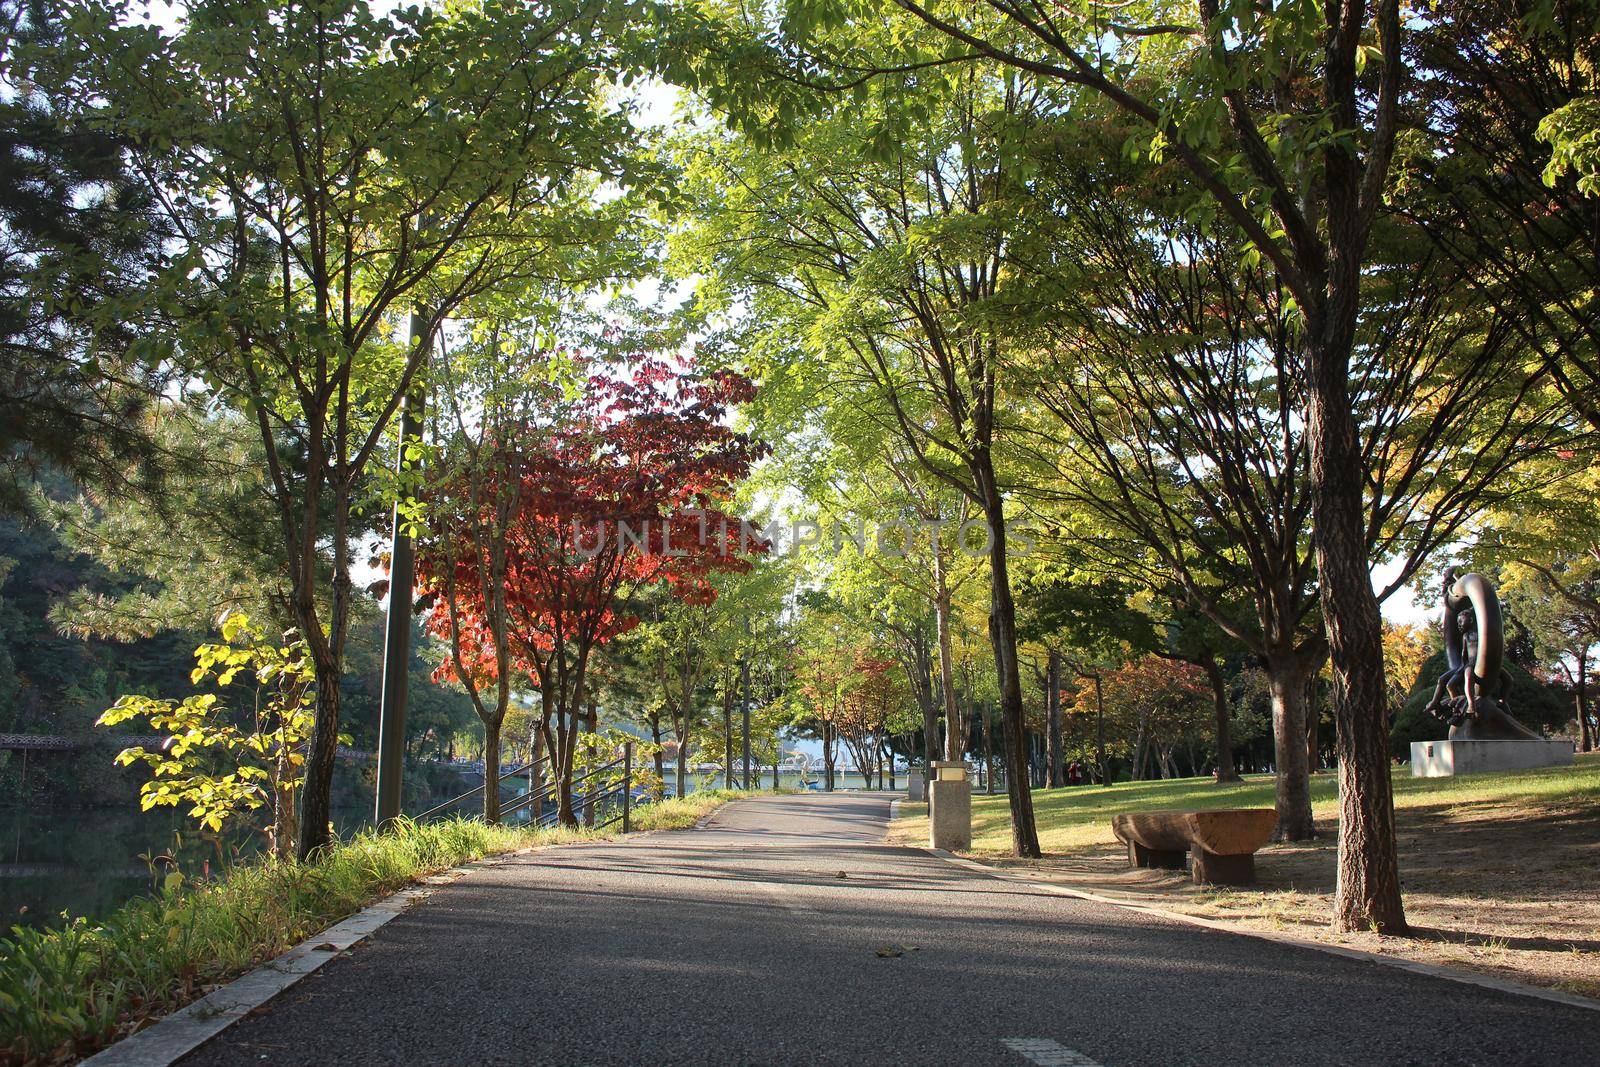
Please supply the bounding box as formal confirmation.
[1000,1037,1106,1066]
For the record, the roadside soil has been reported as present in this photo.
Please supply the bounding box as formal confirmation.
[892,791,1600,999]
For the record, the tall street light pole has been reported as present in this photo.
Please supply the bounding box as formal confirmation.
[374,312,429,829]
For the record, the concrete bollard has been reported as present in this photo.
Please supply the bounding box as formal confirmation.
[928,761,971,851]
[906,769,926,802]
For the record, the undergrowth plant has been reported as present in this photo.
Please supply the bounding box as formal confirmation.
[0,819,539,1065]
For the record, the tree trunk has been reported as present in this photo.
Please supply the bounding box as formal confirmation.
[1046,649,1063,788]
[1577,654,1590,753]
[984,706,997,795]
[974,461,1041,857]
[723,682,734,789]
[530,726,545,824]
[482,719,503,825]
[934,565,963,762]
[582,703,597,829]
[545,698,580,828]
[823,723,834,791]
[1266,656,1316,841]
[297,647,342,859]
[1132,711,1148,783]
[1307,323,1408,932]
[675,733,687,799]
[1205,656,1241,783]
[919,636,939,771]
[1094,674,1107,786]
[555,715,577,827]
[1305,674,1320,774]
[651,717,665,789]
[272,745,298,860]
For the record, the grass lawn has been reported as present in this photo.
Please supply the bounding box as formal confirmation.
[892,754,1600,999]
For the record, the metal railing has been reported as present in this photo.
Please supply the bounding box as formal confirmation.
[417,742,643,833]
[414,754,551,823]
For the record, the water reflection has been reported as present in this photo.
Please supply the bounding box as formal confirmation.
[0,805,371,930]
[1,769,896,930]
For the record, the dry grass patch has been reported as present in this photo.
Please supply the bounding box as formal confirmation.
[892,754,1600,999]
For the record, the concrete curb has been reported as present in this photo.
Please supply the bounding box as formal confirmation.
[919,846,1600,1015]
[81,850,535,1067]
[82,797,761,1065]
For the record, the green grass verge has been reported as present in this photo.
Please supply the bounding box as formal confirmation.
[630,788,761,831]
[1,789,765,1062]
[0,818,578,1063]
[923,755,1600,854]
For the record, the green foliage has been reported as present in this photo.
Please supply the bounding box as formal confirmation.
[575,727,664,801]
[1539,96,1600,194]
[0,511,194,743]
[49,414,294,640]
[96,614,314,848]
[0,1,168,514]
[0,817,543,1063]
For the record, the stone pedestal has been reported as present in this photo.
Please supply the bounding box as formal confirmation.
[1410,739,1573,778]
[928,761,971,851]
[905,770,926,803]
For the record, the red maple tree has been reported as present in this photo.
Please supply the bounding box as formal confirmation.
[419,356,766,823]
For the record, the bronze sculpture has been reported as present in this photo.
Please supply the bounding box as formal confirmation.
[1420,568,1543,741]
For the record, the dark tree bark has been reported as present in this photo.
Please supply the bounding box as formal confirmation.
[1577,655,1591,753]
[1265,655,1316,840]
[1203,656,1240,783]
[1305,673,1321,776]
[298,641,343,856]
[1094,673,1107,786]
[483,721,503,825]
[823,722,835,791]
[582,702,597,829]
[1046,649,1064,788]
[723,679,734,789]
[974,452,1042,855]
[921,643,940,769]
[650,713,665,785]
[530,727,545,823]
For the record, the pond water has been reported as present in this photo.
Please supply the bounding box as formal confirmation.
[0,805,371,931]
[1,768,901,932]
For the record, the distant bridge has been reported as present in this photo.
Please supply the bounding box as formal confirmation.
[0,734,480,777]
[0,733,165,752]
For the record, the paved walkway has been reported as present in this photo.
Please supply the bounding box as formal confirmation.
[182,794,1600,1066]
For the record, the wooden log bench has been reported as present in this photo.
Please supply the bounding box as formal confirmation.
[1110,808,1277,886]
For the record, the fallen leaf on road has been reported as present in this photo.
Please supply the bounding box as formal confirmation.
[836,871,848,879]
[875,943,919,958]
[311,943,339,952]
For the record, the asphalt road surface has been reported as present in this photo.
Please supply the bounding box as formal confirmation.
[181,793,1600,1066]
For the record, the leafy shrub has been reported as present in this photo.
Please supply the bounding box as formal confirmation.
[0,818,537,1064]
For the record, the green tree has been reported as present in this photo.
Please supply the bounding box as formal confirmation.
[1401,0,1600,433]
[732,0,1416,929]
[96,613,314,857]
[47,0,651,855]
[0,0,168,513]
[676,63,1050,854]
